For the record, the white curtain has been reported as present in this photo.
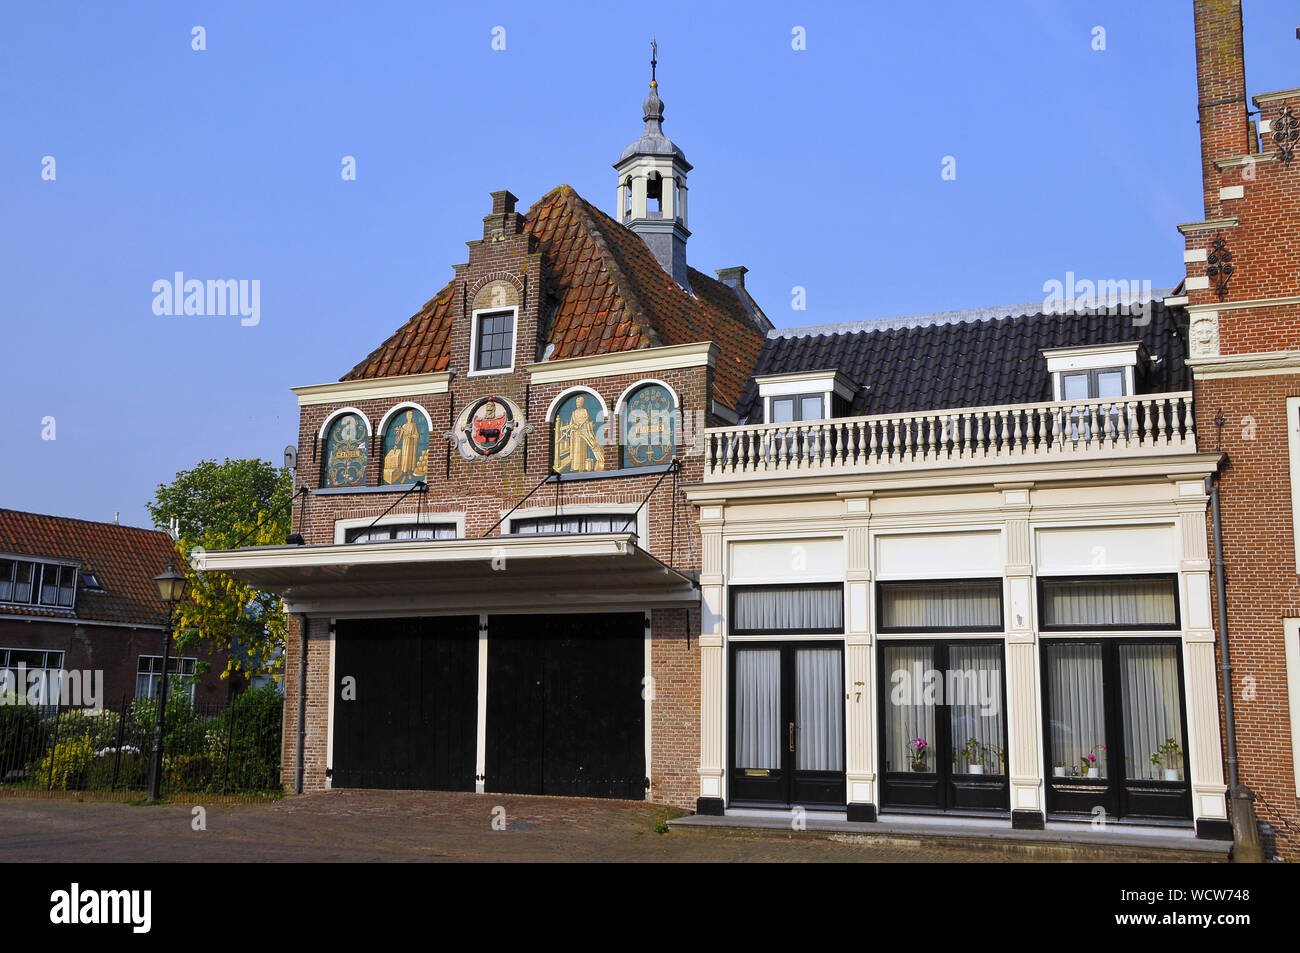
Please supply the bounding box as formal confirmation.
[880,583,1000,630]
[1045,643,1107,777]
[734,649,780,770]
[796,649,843,771]
[1118,643,1184,781]
[732,586,842,633]
[948,644,1005,774]
[1043,578,1176,628]
[883,644,936,772]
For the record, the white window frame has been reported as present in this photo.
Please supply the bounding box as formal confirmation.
[136,655,198,702]
[0,556,78,611]
[469,307,518,377]
[333,511,466,544]
[1286,618,1300,796]
[1288,396,1300,574]
[0,648,66,705]
[502,503,648,548]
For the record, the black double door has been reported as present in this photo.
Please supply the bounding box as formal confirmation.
[879,641,1009,813]
[332,616,478,790]
[729,642,845,808]
[486,612,646,800]
[1042,639,1191,821]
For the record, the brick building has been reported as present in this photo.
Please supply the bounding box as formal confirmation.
[1175,0,1300,858]
[203,3,1296,856]
[0,509,226,709]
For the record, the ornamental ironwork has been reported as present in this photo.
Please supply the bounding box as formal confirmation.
[1273,105,1299,165]
[1206,235,1234,301]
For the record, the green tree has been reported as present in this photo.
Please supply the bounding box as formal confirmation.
[147,458,293,683]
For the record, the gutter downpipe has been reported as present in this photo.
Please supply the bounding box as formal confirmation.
[296,612,308,795]
[1208,468,1263,862]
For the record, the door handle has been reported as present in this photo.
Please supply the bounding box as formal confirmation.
[788,721,796,753]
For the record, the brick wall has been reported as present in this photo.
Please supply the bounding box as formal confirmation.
[1188,0,1300,858]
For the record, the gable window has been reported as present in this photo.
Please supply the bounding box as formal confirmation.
[345,523,456,543]
[471,308,516,374]
[770,393,825,423]
[619,382,676,468]
[0,648,65,706]
[730,584,844,634]
[877,580,1003,632]
[380,406,431,485]
[321,410,369,488]
[0,559,76,610]
[1039,575,1179,630]
[136,655,198,702]
[754,370,857,425]
[1042,343,1144,404]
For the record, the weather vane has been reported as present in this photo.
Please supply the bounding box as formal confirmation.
[650,37,657,86]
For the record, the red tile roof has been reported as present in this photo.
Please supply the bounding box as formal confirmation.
[341,185,765,410]
[0,509,179,627]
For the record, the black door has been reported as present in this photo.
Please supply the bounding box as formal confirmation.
[729,642,845,808]
[1042,639,1191,821]
[878,641,1008,813]
[486,612,646,799]
[332,616,478,790]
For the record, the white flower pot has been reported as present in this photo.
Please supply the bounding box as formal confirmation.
[968,764,984,775]
[1053,766,1066,777]
[1163,768,1179,781]
[1085,767,1099,779]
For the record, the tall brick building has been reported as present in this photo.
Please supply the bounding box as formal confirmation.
[1176,0,1300,857]
[203,4,1295,857]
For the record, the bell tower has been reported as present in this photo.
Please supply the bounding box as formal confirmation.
[614,40,693,290]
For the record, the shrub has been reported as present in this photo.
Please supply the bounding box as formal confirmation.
[38,736,95,790]
[0,703,49,779]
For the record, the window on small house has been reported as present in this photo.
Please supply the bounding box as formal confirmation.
[1039,575,1178,630]
[768,393,826,424]
[474,310,515,372]
[345,523,456,543]
[509,514,637,536]
[1060,367,1126,400]
[0,648,65,706]
[730,584,844,634]
[80,570,104,592]
[877,580,1003,632]
[136,655,198,702]
[39,564,76,608]
[0,559,74,609]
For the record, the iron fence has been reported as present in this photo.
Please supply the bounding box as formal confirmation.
[0,685,282,799]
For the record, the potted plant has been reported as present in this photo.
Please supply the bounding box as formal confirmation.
[1151,737,1182,781]
[909,737,928,772]
[1081,745,1106,778]
[1053,763,1067,777]
[959,737,984,774]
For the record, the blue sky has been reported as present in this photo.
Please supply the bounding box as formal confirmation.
[1,1,1296,528]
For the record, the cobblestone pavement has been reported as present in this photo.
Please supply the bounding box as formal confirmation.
[0,790,1037,862]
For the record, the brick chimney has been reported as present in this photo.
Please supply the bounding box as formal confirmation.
[1193,1,1251,218]
[483,189,522,242]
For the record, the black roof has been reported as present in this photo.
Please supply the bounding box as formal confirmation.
[738,302,1191,421]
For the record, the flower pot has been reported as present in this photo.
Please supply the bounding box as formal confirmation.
[967,764,984,775]
[910,759,926,773]
[1053,766,1066,777]
[1163,768,1179,782]
[1085,767,1099,779]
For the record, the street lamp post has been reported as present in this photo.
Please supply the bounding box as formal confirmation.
[147,562,188,802]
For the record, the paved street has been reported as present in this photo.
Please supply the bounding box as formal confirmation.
[0,790,1045,863]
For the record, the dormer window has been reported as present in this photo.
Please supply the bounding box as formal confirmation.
[1042,343,1145,401]
[470,308,517,375]
[754,370,858,424]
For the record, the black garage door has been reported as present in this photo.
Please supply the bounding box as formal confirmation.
[332,616,478,790]
[486,612,646,799]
